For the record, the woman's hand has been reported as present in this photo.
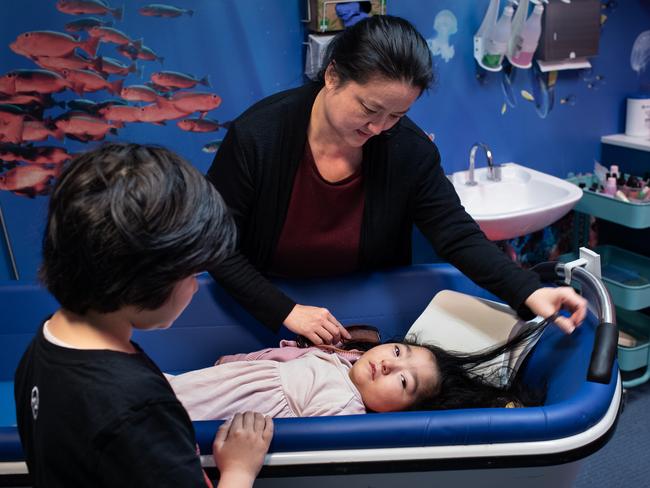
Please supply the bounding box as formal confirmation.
[213,412,273,488]
[524,287,588,334]
[284,304,352,345]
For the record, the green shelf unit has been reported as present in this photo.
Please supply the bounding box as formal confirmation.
[567,177,650,228]
[616,307,650,388]
[560,245,650,310]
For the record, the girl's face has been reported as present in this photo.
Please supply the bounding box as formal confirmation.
[129,275,199,330]
[349,343,439,412]
[320,66,420,148]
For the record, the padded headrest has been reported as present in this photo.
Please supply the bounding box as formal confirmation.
[406,290,545,387]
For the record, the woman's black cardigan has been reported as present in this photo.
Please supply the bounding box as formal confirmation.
[207,82,542,331]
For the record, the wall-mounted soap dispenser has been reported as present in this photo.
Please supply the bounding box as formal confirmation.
[508,0,544,69]
[536,0,601,63]
[474,0,514,72]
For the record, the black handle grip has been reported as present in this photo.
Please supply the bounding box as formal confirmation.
[588,322,618,384]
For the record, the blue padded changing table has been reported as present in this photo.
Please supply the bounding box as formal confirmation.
[0,264,621,487]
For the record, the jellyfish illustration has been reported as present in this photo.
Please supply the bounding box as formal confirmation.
[630,30,650,75]
[427,10,458,63]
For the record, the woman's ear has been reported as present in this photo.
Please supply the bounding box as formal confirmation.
[324,62,339,90]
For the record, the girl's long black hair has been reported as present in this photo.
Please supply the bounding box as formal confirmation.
[334,319,551,410]
[407,318,551,410]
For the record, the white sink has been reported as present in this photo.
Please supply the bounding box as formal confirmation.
[449,163,583,241]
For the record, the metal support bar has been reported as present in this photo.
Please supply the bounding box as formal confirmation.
[0,201,19,280]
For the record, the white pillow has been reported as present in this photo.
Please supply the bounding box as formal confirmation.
[406,290,545,387]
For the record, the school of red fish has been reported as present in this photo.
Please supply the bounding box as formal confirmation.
[0,0,225,198]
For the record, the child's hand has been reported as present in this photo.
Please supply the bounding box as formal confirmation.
[213,411,273,488]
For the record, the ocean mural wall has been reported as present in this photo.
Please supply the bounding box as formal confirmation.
[0,0,304,280]
[1,0,649,280]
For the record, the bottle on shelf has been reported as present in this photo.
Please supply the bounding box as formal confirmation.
[604,176,618,196]
[508,2,544,68]
[482,5,514,70]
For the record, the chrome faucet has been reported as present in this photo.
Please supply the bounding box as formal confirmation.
[466,142,500,186]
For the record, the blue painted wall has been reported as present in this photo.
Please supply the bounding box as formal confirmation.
[1,0,649,281]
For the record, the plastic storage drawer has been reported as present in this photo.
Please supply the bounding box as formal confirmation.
[567,177,650,228]
[616,307,650,388]
[560,245,650,310]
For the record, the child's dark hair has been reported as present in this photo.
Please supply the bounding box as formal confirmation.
[336,320,549,410]
[40,142,236,315]
[319,15,434,92]
[408,320,550,410]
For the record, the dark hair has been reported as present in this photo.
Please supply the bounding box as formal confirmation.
[319,15,434,92]
[336,320,549,410]
[408,320,550,410]
[40,142,236,315]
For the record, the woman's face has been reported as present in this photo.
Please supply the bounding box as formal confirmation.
[320,67,421,148]
[349,343,439,412]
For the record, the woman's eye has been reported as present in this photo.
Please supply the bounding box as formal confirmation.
[400,375,407,389]
[394,345,400,357]
[362,104,377,114]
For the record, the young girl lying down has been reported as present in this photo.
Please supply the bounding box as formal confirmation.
[167,323,546,420]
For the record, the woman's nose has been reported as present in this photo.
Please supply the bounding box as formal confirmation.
[366,119,387,135]
[366,122,384,135]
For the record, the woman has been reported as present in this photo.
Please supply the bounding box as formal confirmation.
[207,15,586,344]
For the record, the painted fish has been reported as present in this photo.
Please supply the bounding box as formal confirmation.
[202,140,222,153]
[177,117,220,132]
[55,114,122,141]
[21,120,65,142]
[560,95,576,106]
[116,43,140,60]
[167,91,222,114]
[56,0,123,20]
[120,84,163,103]
[0,93,63,108]
[0,105,25,144]
[145,81,174,93]
[64,16,113,32]
[89,26,140,46]
[99,104,142,123]
[137,103,191,124]
[139,4,194,17]
[32,146,71,165]
[0,145,70,165]
[66,98,100,112]
[0,118,25,144]
[55,109,104,122]
[151,71,210,89]
[95,56,139,77]
[64,98,128,116]
[34,52,96,72]
[136,44,164,64]
[0,164,62,198]
[521,90,535,102]
[61,68,124,95]
[0,69,69,96]
[10,30,100,58]
[94,98,129,111]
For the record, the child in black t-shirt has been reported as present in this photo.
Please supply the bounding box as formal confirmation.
[14,143,272,488]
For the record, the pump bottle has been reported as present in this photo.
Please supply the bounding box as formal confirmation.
[482,5,514,70]
[508,3,544,68]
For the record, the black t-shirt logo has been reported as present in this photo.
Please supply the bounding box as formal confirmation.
[30,386,39,420]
